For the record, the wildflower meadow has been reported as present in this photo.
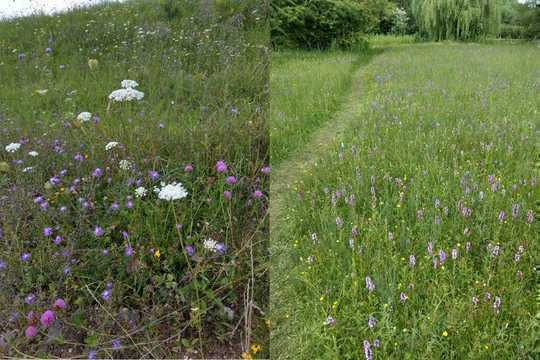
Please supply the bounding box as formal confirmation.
[0,0,268,358]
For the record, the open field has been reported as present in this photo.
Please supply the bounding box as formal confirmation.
[271,43,539,359]
[0,1,268,358]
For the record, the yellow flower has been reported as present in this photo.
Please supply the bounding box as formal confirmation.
[442,330,448,337]
[250,343,262,354]
[154,249,161,258]
[88,58,98,69]
[240,352,253,359]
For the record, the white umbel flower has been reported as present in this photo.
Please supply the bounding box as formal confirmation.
[121,79,139,89]
[77,112,92,122]
[109,88,144,102]
[105,141,119,151]
[157,182,188,201]
[203,238,218,252]
[119,159,132,171]
[135,186,147,198]
[5,143,21,153]
[28,151,39,157]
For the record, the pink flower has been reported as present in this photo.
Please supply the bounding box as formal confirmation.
[40,310,55,327]
[25,326,38,338]
[54,298,66,309]
[184,164,193,173]
[215,160,227,173]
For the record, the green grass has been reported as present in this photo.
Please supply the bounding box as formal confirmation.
[367,34,417,47]
[0,1,268,358]
[270,50,374,165]
[271,43,539,359]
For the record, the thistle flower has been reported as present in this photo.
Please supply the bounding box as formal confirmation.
[225,176,237,185]
[54,298,66,309]
[253,190,263,199]
[25,326,38,338]
[215,160,228,173]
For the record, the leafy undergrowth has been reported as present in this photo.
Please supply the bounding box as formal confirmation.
[270,49,374,165]
[271,44,539,359]
[0,0,269,358]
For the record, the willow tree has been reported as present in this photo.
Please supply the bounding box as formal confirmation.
[411,0,500,40]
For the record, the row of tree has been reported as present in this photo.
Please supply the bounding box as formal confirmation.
[271,0,540,48]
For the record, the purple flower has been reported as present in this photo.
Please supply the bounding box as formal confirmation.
[110,202,120,211]
[526,210,533,224]
[472,296,479,306]
[493,296,501,314]
[25,293,36,305]
[92,168,103,178]
[20,252,31,262]
[511,204,520,219]
[498,210,506,223]
[335,217,343,228]
[53,235,63,245]
[45,47,52,54]
[112,339,121,350]
[223,190,232,199]
[399,292,408,303]
[40,310,55,327]
[49,176,61,186]
[43,227,53,237]
[124,245,133,257]
[101,289,112,301]
[54,298,66,309]
[261,166,271,175]
[215,243,227,254]
[74,153,84,162]
[365,276,375,293]
[88,350,97,360]
[185,245,195,257]
[215,160,228,173]
[439,249,446,263]
[148,170,160,181]
[93,226,104,237]
[25,326,38,338]
[225,176,237,185]
[363,340,372,360]
[184,164,193,173]
[368,316,377,329]
[451,248,458,260]
[253,190,263,199]
[373,339,380,348]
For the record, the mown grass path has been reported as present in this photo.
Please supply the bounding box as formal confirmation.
[269,51,377,356]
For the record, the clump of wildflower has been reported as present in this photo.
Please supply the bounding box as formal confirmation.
[135,187,147,198]
[157,182,188,201]
[77,112,92,122]
[365,276,375,293]
[5,142,21,153]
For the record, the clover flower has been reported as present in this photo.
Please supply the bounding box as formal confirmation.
[215,160,228,173]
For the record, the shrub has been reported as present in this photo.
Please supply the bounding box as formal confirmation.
[499,24,525,39]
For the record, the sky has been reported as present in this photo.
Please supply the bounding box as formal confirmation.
[0,0,127,19]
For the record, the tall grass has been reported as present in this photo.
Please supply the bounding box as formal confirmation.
[271,43,539,359]
[0,0,269,358]
[271,50,373,165]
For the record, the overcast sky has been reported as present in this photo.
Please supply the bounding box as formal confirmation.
[0,0,127,19]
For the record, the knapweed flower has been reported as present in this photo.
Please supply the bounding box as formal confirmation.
[148,170,160,181]
[40,310,55,327]
[185,245,195,257]
[225,176,237,185]
[184,164,193,172]
[105,141,119,151]
[223,190,232,199]
[135,187,147,198]
[215,160,228,173]
[25,326,38,338]
[54,298,66,309]
[5,142,21,153]
[157,182,188,201]
[365,276,375,293]
[253,190,263,199]
[77,112,92,122]
[43,227,53,237]
[92,168,103,178]
[399,292,408,303]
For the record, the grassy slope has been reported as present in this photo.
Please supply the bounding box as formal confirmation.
[0,1,268,358]
[271,43,539,359]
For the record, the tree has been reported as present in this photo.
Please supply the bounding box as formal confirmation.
[411,0,500,40]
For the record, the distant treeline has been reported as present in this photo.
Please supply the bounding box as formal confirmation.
[271,0,540,48]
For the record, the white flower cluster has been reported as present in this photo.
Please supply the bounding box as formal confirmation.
[77,112,92,122]
[203,238,218,252]
[109,80,144,102]
[28,151,39,157]
[135,186,147,198]
[121,79,139,89]
[119,159,132,171]
[5,142,21,153]
[156,182,188,201]
[105,141,119,151]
